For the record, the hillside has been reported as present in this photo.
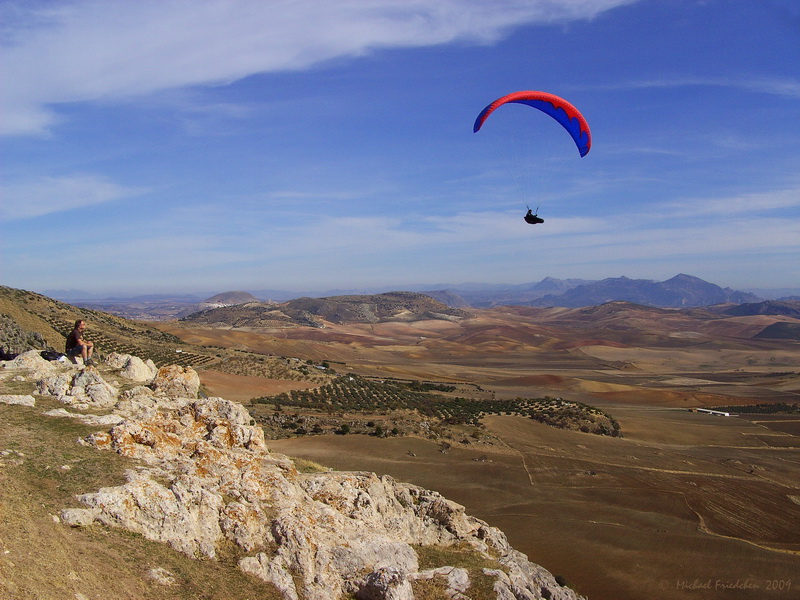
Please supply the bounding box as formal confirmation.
[420,289,471,308]
[172,290,263,319]
[719,300,800,318]
[204,290,260,305]
[0,287,333,386]
[4,286,799,599]
[753,321,800,340]
[0,286,213,368]
[183,291,469,328]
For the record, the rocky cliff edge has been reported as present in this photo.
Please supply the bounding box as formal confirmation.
[1,350,584,600]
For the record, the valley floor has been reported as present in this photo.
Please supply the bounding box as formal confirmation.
[160,307,800,600]
[268,409,800,600]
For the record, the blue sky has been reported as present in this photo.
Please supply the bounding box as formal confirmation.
[2,0,798,296]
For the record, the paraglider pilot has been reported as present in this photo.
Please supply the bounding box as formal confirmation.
[524,207,544,225]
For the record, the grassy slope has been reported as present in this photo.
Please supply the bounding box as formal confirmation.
[0,389,283,599]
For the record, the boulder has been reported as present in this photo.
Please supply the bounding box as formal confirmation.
[2,349,57,375]
[0,394,36,407]
[357,567,414,600]
[37,369,117,408]
[104,353,129,369]
[107,352,157,382]
[150,365,200,398]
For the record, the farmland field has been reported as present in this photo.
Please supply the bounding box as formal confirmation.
[270,410,800,600]
[157,304,800,600]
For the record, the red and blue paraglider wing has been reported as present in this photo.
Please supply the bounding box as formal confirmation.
[473,90,591,157]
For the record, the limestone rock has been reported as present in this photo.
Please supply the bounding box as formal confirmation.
[71,470,224,558]
[107,352,157,382]
[61,506,101,527]
[0,394,35,407]
[357,567,414,600]
[104,353,129,369]
[147,567,176,586]
[2,349,56,372]
[239,553,299,600]
[43,408,123,426]
[37,368,117,408]
[150,365,200,398]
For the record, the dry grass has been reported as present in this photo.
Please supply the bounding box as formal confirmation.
[413,543,502,598]
[0,397,282,600]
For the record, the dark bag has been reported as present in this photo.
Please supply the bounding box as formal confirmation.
[40,350,65,361]
[0,347,18,361]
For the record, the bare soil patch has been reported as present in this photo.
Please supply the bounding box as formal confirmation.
[199,369,318,403]
[739,415,800,439]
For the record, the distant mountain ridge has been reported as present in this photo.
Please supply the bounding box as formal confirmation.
[522,274,760,309]
[428,277,594,308]
[41,274,775,319]
[204,291,259,305]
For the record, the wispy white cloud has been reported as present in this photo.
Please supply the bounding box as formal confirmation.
[0,174,146,220]
[1,0,637,136]
[659,187,800,218]
[593,76,800,98]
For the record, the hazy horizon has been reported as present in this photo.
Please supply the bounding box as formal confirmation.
[34,273,800,303]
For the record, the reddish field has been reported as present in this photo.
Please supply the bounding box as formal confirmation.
[199,370,318,403]
[159,305,800,408]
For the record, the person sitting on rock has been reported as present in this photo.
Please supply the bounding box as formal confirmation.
[65,319,96,366]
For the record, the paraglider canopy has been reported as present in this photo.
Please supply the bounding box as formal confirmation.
[473,90,591,157]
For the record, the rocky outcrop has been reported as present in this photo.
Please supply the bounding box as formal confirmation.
[2,352,584,600]
[105,352,158,382]
[1,349,57,374]
[150,364,200,398]
[37,367,118,408]
[0,394,36,406]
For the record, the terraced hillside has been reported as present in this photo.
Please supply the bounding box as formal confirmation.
[0,286,215,368]
[0,287,338,389]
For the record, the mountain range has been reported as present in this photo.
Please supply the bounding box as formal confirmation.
[523,273,760,309]
[44,274,799,321]
[420,274,763,309]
